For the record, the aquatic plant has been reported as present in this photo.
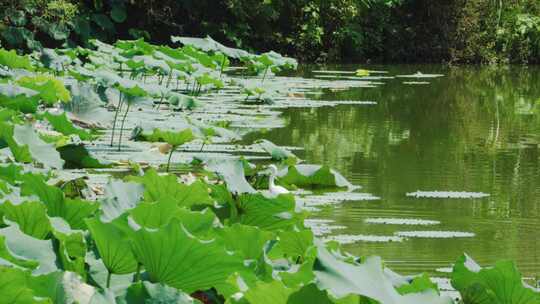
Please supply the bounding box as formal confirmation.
[0,38,536,304]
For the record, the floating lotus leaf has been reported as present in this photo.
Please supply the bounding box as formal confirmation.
[278,164,355,189]
[256,139,297,161]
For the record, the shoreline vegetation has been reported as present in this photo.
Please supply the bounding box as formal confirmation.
[1,1,540,64]
[0,35,539,303]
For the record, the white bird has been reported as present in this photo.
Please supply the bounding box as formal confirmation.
[267,164,289,196]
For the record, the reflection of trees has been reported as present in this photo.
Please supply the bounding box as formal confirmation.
[244,65,540,275]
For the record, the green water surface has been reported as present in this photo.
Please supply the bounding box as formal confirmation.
[247,65,540,277]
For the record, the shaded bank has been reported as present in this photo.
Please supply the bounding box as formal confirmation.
[1,0,539,63]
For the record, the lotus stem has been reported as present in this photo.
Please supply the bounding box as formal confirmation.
[199,142,205,152]
[219,56,226,79]
[156,95,164,111]
[117,102,131,152]
[106,271,112,289]
[110,92,124,147]
[261,67,269,84]
[134,263,141,282]
[166,69,173,88]
[166,146,176,172]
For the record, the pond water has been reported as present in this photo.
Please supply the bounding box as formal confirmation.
[246,65,540,277]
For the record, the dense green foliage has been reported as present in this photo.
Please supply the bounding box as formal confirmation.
[2,1,539,63]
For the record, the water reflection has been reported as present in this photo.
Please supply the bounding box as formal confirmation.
[246,65,540,276]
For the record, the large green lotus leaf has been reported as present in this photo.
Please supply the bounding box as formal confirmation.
[142,128,195,147]
[157,46,190,61]
[49,217,87,277]
[279,258,316,288]
[314,245,453,304]
[13,124,64,169]
[20,174,98,229]
[261,51,298,70]
[243,280,294,304]
[67,82,112,127]
[0,163,24,185]
[205,36,250,60]
[1,201,52,239]
[173,208,216,234]
[0,266,42,303]
[204,158,256,194]
[132,127,195,144]
[0,83,40,113]
[100,179,144,222]
[181,45,218,69]
[167,92,200,110]
[28,271,116,304]
[41,112,93,140]
[0,108,17,123]
[278,229,314,261]
[130,198,215,234]
[396,273,439,295]
[0,224,58,275]
[20,173,64,214]
[287,283,335,304]
[86,216,138,275]
[256,139,297,161]
[116,78,148,98]
[0,122,33,163]
[85,251,134,292]
[57,144,110,169]
[57,198,99,230]
[278,165,354,189]
[0,48,33,70]
[0,235,39,270]
[195,73,224,88]
[237,193,303,231]
[216,224,274,260]
[451,254,540,304]
[40,49,73,72]
[118,281,201,304]
[128,169,213,208]
[130,218,243,293]
[171,36,215,53]
[172,36,249,60]
[17,75,71,105]
[129,196,178,228]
